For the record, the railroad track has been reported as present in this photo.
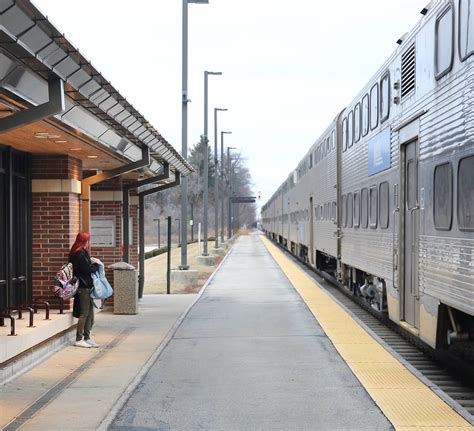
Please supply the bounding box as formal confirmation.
[275,241,474,423]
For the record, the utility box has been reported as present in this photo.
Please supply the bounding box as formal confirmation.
[109,262,138,315]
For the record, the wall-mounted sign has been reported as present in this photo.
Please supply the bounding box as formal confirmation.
[91,218,115,247]
[368,127,391,176]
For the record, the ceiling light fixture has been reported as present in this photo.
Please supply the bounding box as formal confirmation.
[70,148,81,151]
[55,140,67,143]
[87,155,98,158]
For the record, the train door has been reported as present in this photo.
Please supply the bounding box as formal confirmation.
[309,196,314,265]
[402,140,419,328]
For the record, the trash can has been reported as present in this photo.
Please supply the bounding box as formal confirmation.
[109,262,138,315]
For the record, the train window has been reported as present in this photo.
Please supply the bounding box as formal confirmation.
[332,201,337,223]
[323,140,327,158]
[361,188,369,228]
[379,182,390,229]
[320,205,324,220]
[380,72,391,123]
[326,137,330,154]
[370,84,379,131]
[331,130,336,150]
[369,186,378,228]
[342,194,347,227]
[309,153,313,169]
[354,103,361,143]
[348,110,354,148]
[436,5,454,78]
[458,156,474,230]
[362,94,369,136]
[347,192,354,228]
[342,117,348,152]
[434,163,453,230]
[354,191,361,228]
[459,0,474,61]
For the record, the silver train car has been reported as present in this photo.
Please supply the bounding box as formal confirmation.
[262,0,474,350]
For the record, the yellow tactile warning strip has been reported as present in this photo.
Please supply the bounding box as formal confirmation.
[260,236,474,431]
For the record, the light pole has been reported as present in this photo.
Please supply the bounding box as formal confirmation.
[226,146,236,239]
[153,218,161,249]
[180,0,209,270]
[214,108,228,248]
[202,70,222,256]
[220,131,232,243]
[175,218,181,246]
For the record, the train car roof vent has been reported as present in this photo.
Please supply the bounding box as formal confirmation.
[401,43,416,99]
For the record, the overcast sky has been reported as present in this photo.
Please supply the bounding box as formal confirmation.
[35,0,428,206]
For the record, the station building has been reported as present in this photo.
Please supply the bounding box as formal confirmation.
[0,0,192,368]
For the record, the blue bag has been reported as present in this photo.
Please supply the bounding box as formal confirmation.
[90,259,113,300]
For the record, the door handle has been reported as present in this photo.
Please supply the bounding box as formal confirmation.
[410,205,420,214]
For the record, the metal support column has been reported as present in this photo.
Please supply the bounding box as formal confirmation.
[137,173,181,298]
[123,163,169,263]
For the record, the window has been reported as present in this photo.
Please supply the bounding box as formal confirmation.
[309,153,313,169]
[361,188,368,228]
[434,163,452,230]
[362,94,369,136]
[459,0,474,61]
[347,192,353,228]
[407,160,417,210]
[348,110,354,148]
[370,186,378,228]
[380,72,391,123]
[436,5,454,78]
[332,201,337,222]
[342,194,347,227]
[326,137,330,154]
[370,84,379,130]
[342,117,348,152]
[354,103,361,143]
[379,182,390,229]
[458,156,474,230]
[331,130,336,150]
[354,191,361,227]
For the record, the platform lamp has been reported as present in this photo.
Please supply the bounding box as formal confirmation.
[202,71,222,257]
[220,132,232,243]
[226,146,237,239]
[214,108,228,249]
[180,0,210,271]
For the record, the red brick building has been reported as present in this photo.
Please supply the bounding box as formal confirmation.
[0,0,192,358]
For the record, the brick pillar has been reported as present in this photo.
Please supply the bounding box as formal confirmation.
[31,155,82,309]
[90,178,139,291]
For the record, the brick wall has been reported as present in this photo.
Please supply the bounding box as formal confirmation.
[31,193,81,309]
[31,155,82,309]
[32,154,82,180]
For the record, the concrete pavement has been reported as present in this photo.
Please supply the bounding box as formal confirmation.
[0,294,197,430]
[111,234,392,430]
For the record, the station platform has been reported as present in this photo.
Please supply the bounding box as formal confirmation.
[1,234,473,430]
[110,234,472,430]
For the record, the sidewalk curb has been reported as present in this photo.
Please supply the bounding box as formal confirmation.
[97,240,236,430]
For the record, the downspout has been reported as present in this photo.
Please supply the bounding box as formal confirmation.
[122,162,170,264]
[138,172,181,298]
[81,146,150,233]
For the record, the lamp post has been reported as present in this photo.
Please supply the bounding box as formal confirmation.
[153,218,161,249]
[202,70,222,256]
[220,131,232,243]
[226,146,236,239]
[213,108,228,248]
[180,0,209,270]
[175,218,181,246]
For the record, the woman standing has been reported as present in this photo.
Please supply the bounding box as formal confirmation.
[69,232,100,348]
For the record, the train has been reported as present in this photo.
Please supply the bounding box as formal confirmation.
[261,0,474,350]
